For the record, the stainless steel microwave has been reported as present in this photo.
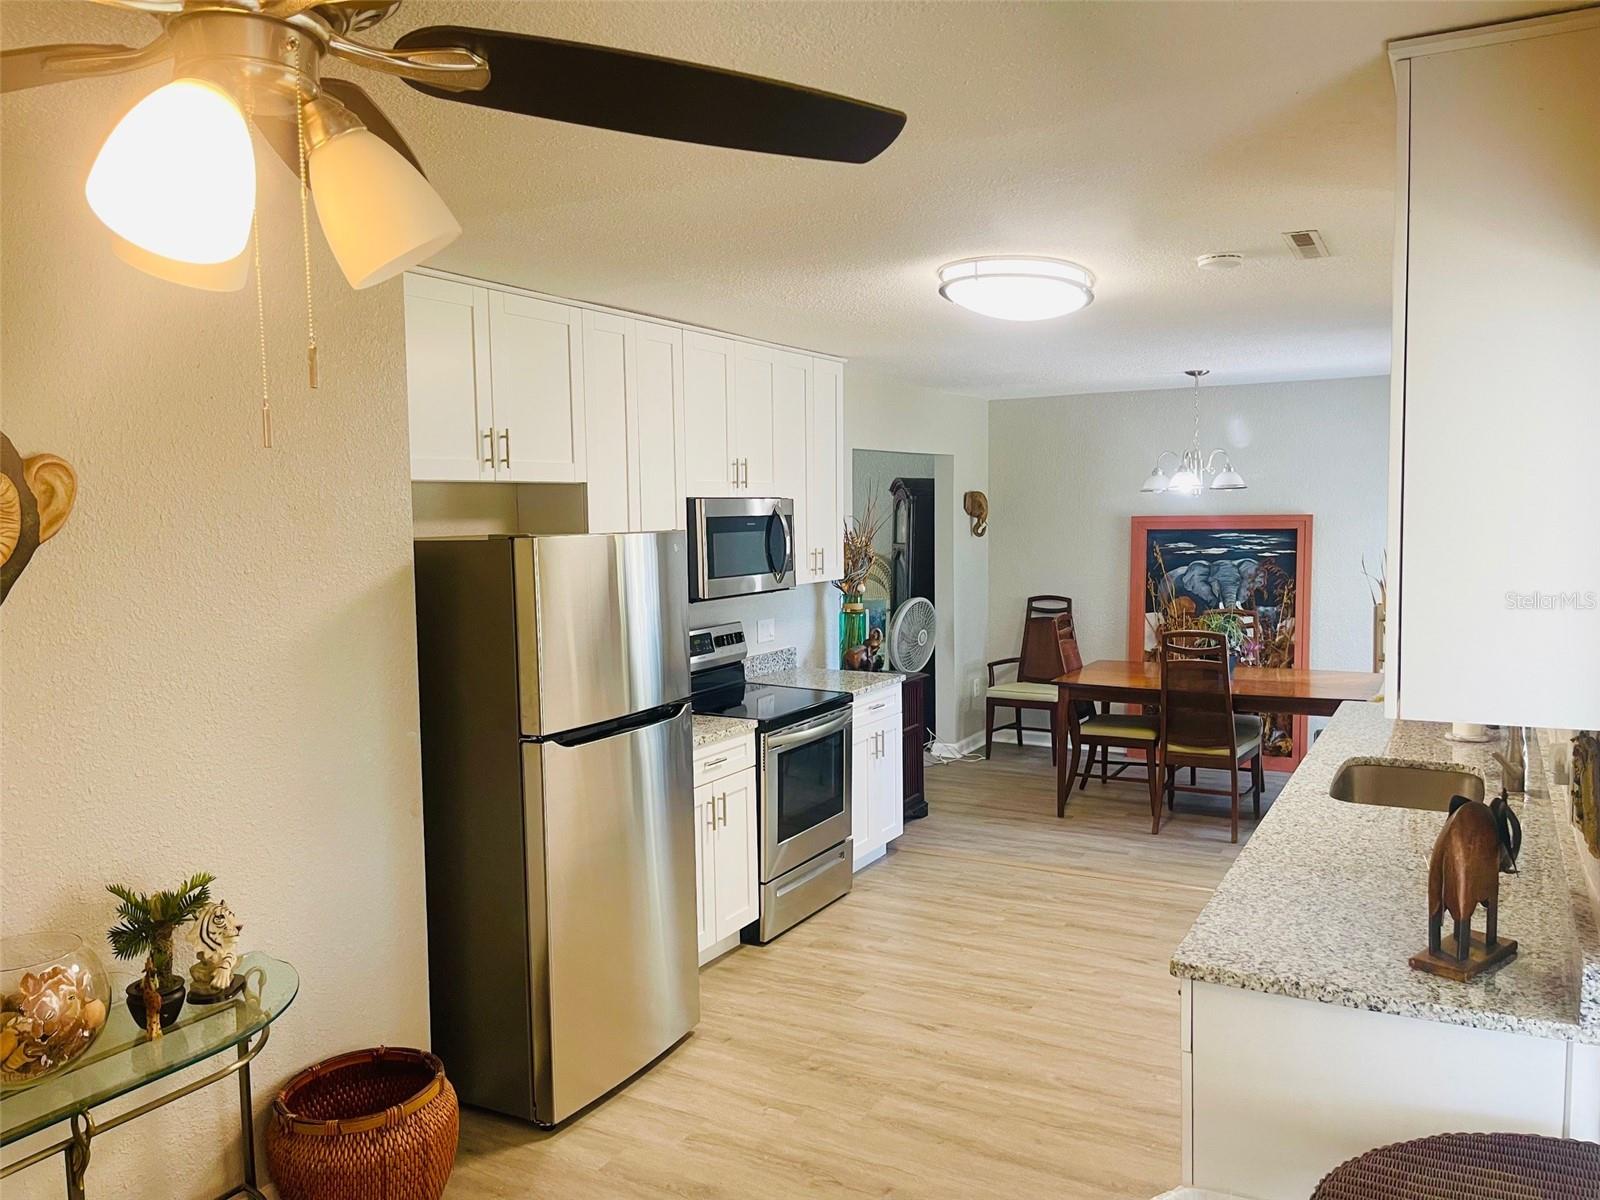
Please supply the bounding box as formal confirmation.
[686,497,795,601]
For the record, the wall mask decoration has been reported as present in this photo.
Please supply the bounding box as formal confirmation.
[1,432,78,605]
[962,490,989,537]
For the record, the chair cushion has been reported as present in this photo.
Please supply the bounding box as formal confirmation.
[1080,714,1160,741]
[1165,716,1264,759]
[987,681,1058,702]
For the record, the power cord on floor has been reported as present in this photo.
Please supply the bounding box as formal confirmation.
[924,729,984,765]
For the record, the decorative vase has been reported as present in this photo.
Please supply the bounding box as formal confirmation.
[124,976,186,1032]
[840,602,868,669]
[1,932,109,1088]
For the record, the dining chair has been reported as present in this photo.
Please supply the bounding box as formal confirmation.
[1155,629,1265,842]
[1058,696,1161,820]
[985,596,1077,762]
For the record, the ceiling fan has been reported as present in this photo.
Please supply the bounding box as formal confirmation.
[1,0,908,292]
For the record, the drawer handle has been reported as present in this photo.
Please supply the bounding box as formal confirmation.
[702,755,727,770]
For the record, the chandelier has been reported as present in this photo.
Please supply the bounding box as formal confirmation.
[1139,370,1247,494]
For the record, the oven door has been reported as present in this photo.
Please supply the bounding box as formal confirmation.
[760,706,852,880]
[688,497,795,601]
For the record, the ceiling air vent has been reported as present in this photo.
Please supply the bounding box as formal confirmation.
[1282,229,1331,259]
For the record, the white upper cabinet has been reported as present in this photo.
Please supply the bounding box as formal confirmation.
[581,310,630,533]
[1387,14,1600,730]
[806,358,845,583]
[403,272,847,585]
[627,321,686,532]
[682,331,738,496]
[404,274,492,481]
[487,291,585,483]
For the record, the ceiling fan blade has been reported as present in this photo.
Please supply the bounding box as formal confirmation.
[1,38,168,93]
[319,78,426,176]
[391,26,906,164]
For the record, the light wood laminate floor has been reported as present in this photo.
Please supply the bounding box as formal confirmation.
[448,746,1279,1199]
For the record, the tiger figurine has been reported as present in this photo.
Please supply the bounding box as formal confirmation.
[188,901,244,1000]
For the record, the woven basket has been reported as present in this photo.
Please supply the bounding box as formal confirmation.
[1312,1131,1600,1199]
[267,1046,458,1200]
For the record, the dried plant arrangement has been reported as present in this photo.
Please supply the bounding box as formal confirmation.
[834,489,891,604]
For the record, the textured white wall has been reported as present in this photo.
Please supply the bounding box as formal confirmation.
[988,377,1389,730]
[0,13,429,1194]
[847,368,988,741]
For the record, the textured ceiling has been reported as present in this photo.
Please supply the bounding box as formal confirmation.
[2,0,1560,398]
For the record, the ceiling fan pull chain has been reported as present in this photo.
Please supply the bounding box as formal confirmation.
[294,78,318,390]
[245,86,272,449]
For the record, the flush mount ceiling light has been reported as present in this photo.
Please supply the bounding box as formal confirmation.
[1139,370,1247,496]
[937,257,1095,322]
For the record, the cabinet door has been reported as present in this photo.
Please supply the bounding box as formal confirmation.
[712,768,759,941]
[731,343,777,495]
[772,350,810,570]
[808,358,845,581]
[582,310,630,532]
[851,725,877,867]
[693,781,716,955]
[682,332,737,496]
[487,291,585,482]
[873,716,905,848]
[629,321,686,531]
[404,274,491,481]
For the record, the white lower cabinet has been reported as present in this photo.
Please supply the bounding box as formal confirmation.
[693,735,758,964]
[851,686,904,871]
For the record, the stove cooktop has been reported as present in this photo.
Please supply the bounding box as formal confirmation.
[691,680,851,731]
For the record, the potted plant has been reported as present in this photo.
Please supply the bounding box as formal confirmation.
[105,872,214,1038]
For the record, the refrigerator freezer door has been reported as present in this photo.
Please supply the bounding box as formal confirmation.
[515,532,691,738]
[525,704,698,1124]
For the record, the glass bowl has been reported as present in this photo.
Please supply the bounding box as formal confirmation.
[1,932,110,1089]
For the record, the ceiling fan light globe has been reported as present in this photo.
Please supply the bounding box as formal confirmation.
[86,78,256,266]
[309,129,460,289]
[110,234,250,292]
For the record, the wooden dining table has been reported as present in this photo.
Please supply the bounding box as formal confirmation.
[1054,659,1383,717]
[1051,659,1384,806]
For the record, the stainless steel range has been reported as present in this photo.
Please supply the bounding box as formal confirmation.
[689,623,853,942]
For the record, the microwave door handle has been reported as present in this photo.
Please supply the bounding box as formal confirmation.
[770,504,793,583]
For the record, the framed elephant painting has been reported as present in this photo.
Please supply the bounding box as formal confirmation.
[1128,514,1313,771]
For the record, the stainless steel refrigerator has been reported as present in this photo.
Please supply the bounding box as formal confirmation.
[413,532,697,1126]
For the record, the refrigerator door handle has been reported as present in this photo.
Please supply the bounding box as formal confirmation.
[544,701,690,748]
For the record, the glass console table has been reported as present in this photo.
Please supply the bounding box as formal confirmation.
[1,953,297,1199]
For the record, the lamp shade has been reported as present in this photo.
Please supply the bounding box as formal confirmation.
[1140,467,1170,493]
[110,234,250,292]
[1167,467,1202,495]
[1210,467,1248,491]
[309,128,460,289]
[86,79,256,265]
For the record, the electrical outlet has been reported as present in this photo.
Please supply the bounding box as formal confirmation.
[757,619,775,644]
[970,676,982,700]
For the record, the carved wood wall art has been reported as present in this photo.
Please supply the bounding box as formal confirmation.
[962,490,988,537]
[1,432,77,604]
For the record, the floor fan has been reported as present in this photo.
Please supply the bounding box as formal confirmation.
[886,598,967,765]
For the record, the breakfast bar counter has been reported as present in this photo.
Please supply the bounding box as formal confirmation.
[1169,702,1600,1200]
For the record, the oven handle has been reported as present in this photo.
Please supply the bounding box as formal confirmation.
[769,503,794,584]
[763,706,852,751]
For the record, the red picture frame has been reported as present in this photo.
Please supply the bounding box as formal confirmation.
[1128,514,1314,771]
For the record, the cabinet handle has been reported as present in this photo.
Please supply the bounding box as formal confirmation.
[500,429,511,468]
[717,792,728,827]
[731,458,740,488]
[740,458,749,488]
[482,429,495,467]
[702,755,727,770]
[706,801,716,831]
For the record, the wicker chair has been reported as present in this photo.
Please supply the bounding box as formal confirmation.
[1155,629,1265,842]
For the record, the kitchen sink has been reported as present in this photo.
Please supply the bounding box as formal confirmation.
[1329,760,1485,811]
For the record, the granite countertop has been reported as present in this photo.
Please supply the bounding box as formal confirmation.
[1171,702,1598,1044]
[692,713,756,749]
[748,666,904,696]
